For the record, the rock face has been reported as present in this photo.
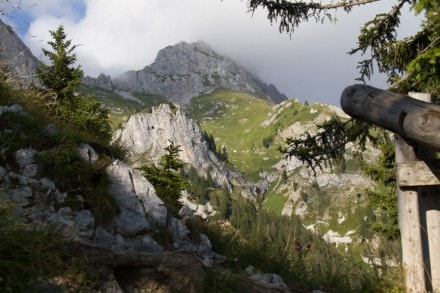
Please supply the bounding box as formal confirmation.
[106,160,167,237]
[85,41,287,106]
[113,103,263,199]
[0,19,39,85]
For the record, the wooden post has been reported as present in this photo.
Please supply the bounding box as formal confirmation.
[411,92,440,293]
[426,209,440,292]
[395,133,426,292]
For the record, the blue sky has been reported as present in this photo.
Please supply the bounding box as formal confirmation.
[1,0,422,106]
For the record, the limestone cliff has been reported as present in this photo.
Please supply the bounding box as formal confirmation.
[113,103,264,200]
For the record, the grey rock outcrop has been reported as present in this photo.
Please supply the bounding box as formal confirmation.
[86,41,287,106]
[106,159,167,237]
[113,103,262,199]
[0,19,39,85]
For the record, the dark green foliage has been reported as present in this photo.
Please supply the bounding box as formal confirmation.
[139,142,186,215]
[38,26,83,101]
[56,95,112,142]
[218,145,228,162]
[350,0,440,95]
[202,130,217,152]
[281,169,288,184]
[209,184,232,220]
[185,166,214,204]
[198,197,381,291]
[362,139,400,240]
[0,205,102,291]
[262,135,274,148]
[140,165,186,215]
[246,0,353,35]
[160,141,184,173]
[36,25,111,142]
[281,117,375,173]
[151,223,174,249]
[201,130,230,163]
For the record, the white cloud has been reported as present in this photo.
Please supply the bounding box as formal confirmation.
[12,0,422,105]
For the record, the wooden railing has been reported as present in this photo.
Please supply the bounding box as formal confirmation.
[341,84,440,293]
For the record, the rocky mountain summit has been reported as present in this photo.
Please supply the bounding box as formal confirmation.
[0,19,39,85]
[84,41,287,106]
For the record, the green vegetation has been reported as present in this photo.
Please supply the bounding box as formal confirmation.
[188,196,402,292]
[0,206,67,291]
[139,141,187,215]
[37,25,111,142]
[362,138,400,240]
[262,181,286,214]
[188,89,330,180]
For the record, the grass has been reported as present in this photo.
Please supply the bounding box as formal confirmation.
[0,203,102,291]
[262,180,286,214]
[188,89,337,181]
[189,90,308,180]
[262,192,286,214]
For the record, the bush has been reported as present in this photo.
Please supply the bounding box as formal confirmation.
[56,95,112,143]
[262,136,274,148]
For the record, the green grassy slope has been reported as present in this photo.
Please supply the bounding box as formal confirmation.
[188,88,332,180]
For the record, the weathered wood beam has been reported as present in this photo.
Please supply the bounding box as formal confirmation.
[397,161,440,187]
[395,135,427,292]
[341,84,440,151]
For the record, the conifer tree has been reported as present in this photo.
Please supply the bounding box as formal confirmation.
[38,25,83,101]
[37,25,111,141]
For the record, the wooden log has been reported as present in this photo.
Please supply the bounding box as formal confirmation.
[341,84,440,151]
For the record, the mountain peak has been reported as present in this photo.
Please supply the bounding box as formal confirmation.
[105,41,287,106]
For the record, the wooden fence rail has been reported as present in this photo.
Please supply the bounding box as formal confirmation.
[341,84,440,151]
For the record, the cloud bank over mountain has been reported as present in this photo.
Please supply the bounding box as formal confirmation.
[2,0,420,105]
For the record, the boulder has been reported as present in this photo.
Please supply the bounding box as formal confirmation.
[106,160,167,237]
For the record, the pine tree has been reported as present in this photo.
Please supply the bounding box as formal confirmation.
[38,25,83,101]
[36,25,111,141]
